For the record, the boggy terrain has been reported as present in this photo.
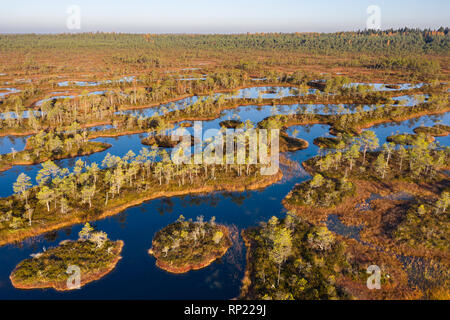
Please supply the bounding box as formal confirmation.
[0,30,449,300]
[280,132,449,299]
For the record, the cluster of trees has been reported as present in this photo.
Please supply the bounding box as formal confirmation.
[9,225,122,290]
[0,69,246,120]
[3,70,446,139]
[369,56,441,77]
[1,30,447,84]
[387,132,434,146]
[242,214,351,300]
[0,69,252,112]
[1,92,119,130]
[4,144,269,230]
[310,129,449,182]
[78,222,109,249]
[0,86,41,109]
[2,29,447,54]
[1,89,187,135]
[322,76,350,94]
[0,126,109,171]
[330,92,449,134]
[285,173,355,208]
[107,70,250,106]
[112,54,163,68]
[0,73,277,133]
[27,127,89,153]
[150,215,230,271]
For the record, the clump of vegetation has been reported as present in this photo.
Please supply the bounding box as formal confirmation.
[385,84,402,90]
[141,134,196,148]
[285,174,355,208]
[241,215,352,300]
[279,131,308,152]
[10,223,123,291]
[370,56,441,78]
[395,191,449,251]
[387,132,434,145]
[219,120,244,129]
[305,130,449,183]
[149,215,231,273]
[314,135,351,149]
[0,127,110,171]
[414,124,450,137]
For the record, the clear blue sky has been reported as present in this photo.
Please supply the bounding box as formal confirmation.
[1,0,448,33]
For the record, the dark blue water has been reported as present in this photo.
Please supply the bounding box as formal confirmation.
[365,112,450,146]
[0,94,447,299]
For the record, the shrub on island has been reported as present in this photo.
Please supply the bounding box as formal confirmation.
[413,124,450,137]
[149,215,232,273]
[285,174,355,208]
[10,223,123,291]
[141,135,197,148]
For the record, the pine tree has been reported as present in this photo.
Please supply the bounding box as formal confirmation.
[37,186,54,211]
[13,173,32,205]
[374,154,388,179]
[268,218,293,287]
[436,192,449,214]
[357,131,379,164]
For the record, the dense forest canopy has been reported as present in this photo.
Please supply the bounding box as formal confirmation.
[0,28,449,55]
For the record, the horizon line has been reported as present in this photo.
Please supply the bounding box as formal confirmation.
[1,27,449,36]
